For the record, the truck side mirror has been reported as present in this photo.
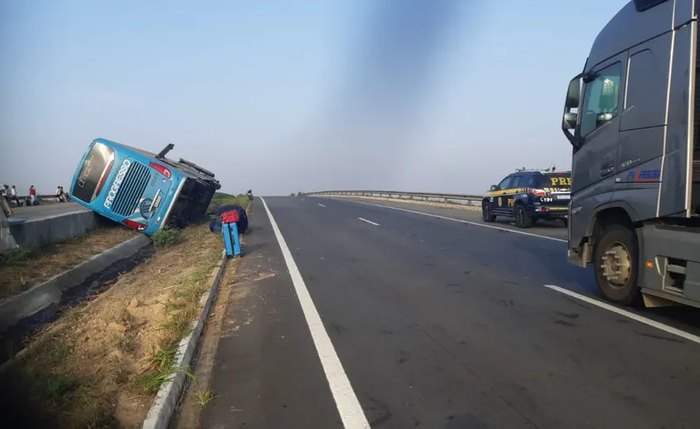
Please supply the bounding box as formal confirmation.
[565,78,581,108]
[562,75,582,148]
[490,185,499,191]
[563,112,578,129]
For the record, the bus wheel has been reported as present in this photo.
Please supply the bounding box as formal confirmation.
[515,205,533,228]
[482,202,496,222]
[593,224,640,305]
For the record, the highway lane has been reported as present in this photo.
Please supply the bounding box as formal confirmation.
[324,196,568,241]
[203,196,700,428]
[315,196,700,334]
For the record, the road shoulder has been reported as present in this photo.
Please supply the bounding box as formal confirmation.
[193,199,342,428]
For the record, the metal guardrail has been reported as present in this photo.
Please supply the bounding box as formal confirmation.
[306,190,483,206]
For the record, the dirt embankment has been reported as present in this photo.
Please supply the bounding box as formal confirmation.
[0,221,224,428]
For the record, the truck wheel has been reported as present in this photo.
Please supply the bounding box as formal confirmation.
[482,202,496,222]
[593,224,640,305]
[515,205,533,228]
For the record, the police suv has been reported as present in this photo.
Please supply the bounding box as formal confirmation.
[482,170,572,228]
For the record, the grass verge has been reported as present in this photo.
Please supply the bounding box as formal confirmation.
[0,194,249,428]
[208,192,251,213]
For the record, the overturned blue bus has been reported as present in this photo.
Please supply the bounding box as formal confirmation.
[69,138,220,236]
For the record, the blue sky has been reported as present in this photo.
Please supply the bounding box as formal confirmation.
[0,0,628,196]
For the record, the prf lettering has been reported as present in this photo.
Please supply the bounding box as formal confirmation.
[549,177,572,186]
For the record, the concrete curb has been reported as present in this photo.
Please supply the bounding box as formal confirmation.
[142,250,228,429]
[0,235,151,331]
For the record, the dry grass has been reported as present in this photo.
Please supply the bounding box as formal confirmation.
[208,193,251,213]
[0,226,137,300]
[194,389,215,407]
[0,221,224,428]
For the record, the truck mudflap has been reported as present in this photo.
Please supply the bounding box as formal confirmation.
[568,240,593,268]
[638,224,700,305]
[567,248,586,267]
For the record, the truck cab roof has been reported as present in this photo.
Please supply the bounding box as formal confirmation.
[586,0,695,71]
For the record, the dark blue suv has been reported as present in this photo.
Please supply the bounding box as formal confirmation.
[482,171,571,228]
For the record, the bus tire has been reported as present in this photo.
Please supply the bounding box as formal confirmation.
[593,224,640,305]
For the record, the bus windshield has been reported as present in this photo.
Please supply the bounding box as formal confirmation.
[72,142,115,202]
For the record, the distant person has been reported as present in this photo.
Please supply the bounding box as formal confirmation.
[55,185,67,202]
[9,185,20,206]
[29,185,37,205]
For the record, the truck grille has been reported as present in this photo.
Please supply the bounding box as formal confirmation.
[111,162,151,216]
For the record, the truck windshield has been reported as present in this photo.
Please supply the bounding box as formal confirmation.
[539,173,572,190]
[72,142,115,202]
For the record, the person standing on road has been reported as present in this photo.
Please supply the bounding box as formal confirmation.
[55,185,65,202]
[9,185,20,206]
[29,185,36,205]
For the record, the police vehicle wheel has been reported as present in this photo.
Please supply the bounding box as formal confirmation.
[515,205,533,228]
[593,224,640,305]
[482,203,495,222]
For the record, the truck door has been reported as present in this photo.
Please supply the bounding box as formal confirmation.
[573,54,626,198]
[618,33,673,219]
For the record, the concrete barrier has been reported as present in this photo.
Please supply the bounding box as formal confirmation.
[1,207,101,253]
[0,235,151,331]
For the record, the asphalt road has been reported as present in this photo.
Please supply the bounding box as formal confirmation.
[199,196,700,429]
[9,202,89,221]
[334,196,568,241]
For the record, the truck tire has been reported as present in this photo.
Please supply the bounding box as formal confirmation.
[482,202,496,222]
[593,224,640,305]
[515,205,533,228]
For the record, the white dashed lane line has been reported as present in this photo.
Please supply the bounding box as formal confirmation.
[339,199,566,243]
[357,217,380,226]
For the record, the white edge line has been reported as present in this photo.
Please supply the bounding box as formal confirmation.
[357,217,380,226]
[318,203,326,207]
[261,197,370,429]
[544,284,700,345]
[333,198,566,243]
